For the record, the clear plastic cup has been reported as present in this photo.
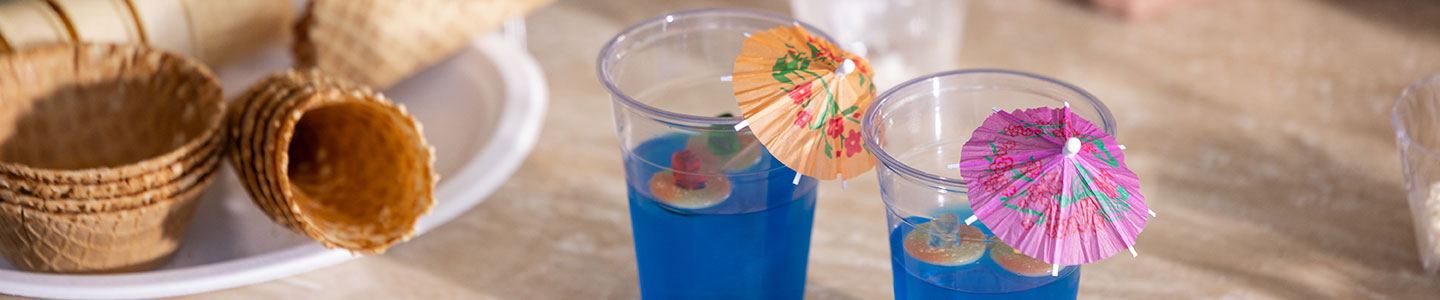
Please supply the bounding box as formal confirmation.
[597,8,831,299]
[1393,74,1440,274]
[789,0,965,89]
[863,70,1117,299]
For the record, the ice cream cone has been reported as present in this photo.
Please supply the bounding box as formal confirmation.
[228,69,436,253]
[294,0,551,88]
[228,72,311,229]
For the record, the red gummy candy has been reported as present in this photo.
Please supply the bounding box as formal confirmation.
[672,149,707,189]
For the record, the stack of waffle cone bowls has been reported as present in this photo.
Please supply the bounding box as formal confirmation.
[0,44,224,273]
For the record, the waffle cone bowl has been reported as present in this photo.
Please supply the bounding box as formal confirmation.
[0,45,223,183]
[227,69,436,254]
[294,0,551,88]
[0,44,224,273]
[1,149,221,213]
[0,136,221,200]
[0,171,212,273]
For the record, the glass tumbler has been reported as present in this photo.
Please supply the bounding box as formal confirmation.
[863,70,1117,299]
[597,8,829,299]
[1394,74,1440,274]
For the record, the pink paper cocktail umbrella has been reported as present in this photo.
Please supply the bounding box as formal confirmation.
[958,104,1151,270]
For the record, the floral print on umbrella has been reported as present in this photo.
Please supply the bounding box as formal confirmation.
[732,24,878,180]
[958,105,1150,266]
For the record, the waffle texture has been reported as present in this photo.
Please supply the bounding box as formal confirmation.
[228,69,436,254]
[0,44,223,183]
[0,44,224,273]
[294,0,551,88]
[0,135,220,199]
[0,174,210,273]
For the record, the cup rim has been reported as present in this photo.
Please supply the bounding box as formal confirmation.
[595,8,836,128]
[862,69,1118,195]
[1393,74,1440,159]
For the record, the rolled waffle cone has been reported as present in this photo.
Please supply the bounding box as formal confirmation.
[294,0,551,88]
[228,75,302,228]
[228,69,436,253]
[234,72,331,229]
[0,0,72,53]
[0,44,224,184]
[0,172,212,273]
[170,0,292,66]
[0,144,220,213]
[0,134,221,200]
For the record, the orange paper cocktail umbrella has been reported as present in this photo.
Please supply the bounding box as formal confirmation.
[732,25,877,181]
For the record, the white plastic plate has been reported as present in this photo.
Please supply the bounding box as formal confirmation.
[0,36,548,299]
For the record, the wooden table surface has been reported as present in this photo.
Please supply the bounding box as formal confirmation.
[183,0,1440,299]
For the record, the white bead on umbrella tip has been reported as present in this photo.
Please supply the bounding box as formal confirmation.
[792,173,802,185]
[1051,265,1060,277]
[1064,137,1082,157]
[947,163,961,169]
[733,119,750,131]
[963,215,978,225]
[1129,246,1138,257]
[836,59,856,77]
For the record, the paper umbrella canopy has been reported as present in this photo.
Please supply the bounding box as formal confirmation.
[958,105,1152,267]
